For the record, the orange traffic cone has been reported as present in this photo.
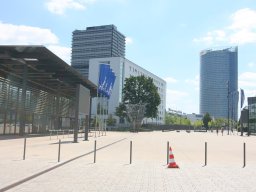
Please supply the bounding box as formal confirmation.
[167,146,179,168]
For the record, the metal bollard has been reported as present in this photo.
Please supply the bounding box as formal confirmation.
[58,139,61,162]
[23,137,27,160]
[243,142,246,168]
[94,140,96,163]
[167,141,169,165]
[205,142,207,166]
[130,141,132,164]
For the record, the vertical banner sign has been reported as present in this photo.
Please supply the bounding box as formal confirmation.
[98,64,116,98]
[105,70,116,98]
[108,72,116,98]
[102,67,111,97]
[98,64,110,97]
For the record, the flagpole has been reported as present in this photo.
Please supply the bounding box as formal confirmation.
[105,98,108,136]
[100,95,103,136]
[94,83,99,138]
[95,64,101,138]
[103,96,106,136]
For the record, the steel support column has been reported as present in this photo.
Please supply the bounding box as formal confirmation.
[74,84,80,143]
[20,64,27,136]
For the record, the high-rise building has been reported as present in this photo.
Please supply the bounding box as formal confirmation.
[71,25,125,77]
[200,47,238,120]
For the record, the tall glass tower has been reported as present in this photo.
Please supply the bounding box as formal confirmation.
[200,47,238,120]
[71,25,126,77]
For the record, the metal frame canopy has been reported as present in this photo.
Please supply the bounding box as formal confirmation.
[0,45,97,97]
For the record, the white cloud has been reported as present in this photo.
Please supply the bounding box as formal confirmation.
[239,72,256,101]
[239,72,256,81]
[47,45,71,64]
[165,88,199,113]
[185,75,199,91]
[229,8,256,30]
[164,77,177,84]
[248,62,256,68]
[193,30,226,45]
[239,72,256,87]
[194,8,256,45]
[244,90,256,97]
[125,37,133,45]
[229,29,256,44]
[165,88,188,108]
[0,22,70,63]
[0,21,58,44]
[45,0,96,15]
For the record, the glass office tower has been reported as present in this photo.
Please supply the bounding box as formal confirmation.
[200,47,238,120]
[71,25,126,77]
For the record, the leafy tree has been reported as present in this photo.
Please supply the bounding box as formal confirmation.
[123,76,160,118]
[116,76,160,130]
[115,103,127,119]
[193,120,203,128]
[202,112,212,130]
[165,112,191,125]
[182,117,191,126]
[106,114,117,126]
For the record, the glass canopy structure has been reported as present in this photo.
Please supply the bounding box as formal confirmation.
[0,45,97,141]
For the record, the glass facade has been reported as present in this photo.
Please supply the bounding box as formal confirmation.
[71,25,126,77]
[0,45,96,136]
[0,76,76,135]
[200,47,238,120]
[248,97,256,134]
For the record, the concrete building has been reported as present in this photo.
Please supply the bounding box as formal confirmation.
[200,47,238,120]
[88,57,166,125]
[71,25,125,77]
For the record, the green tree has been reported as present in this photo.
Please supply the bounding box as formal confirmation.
[193,120,203,128]
[116,76,160,131]
[165,112,191,126]
[123,76,160,118]
[202,112,212,130]
[106,114,116,126]
[115,103,127,119]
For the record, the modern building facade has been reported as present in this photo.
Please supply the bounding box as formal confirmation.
[88,57,166,125]
[248,97,256,134]
[200,47,238,120]
[0,45,96,141]
[71,25,126,77]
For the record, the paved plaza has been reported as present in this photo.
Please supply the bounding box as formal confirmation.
[0,131,256,192]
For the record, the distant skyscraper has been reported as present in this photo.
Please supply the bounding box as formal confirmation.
[71,25,126,77]
[200,47,238,120]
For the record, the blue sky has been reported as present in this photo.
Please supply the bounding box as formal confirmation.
[1,0,256,114]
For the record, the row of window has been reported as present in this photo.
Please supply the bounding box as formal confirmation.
[73,47,111,53]
[72,41,112,47]
[73,33,125,44]
[72,53,112,59]
[72,47,125,55]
